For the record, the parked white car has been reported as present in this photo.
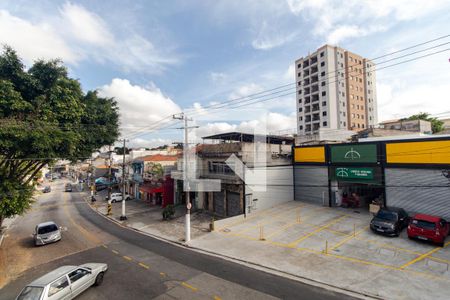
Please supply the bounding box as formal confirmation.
[16,263,108,300]
[105,192,131,203]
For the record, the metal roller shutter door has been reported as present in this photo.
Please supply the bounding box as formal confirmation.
[227,192,241,217]
[386,168,450,220]
[294,166,329,205]
[213,191,225,216]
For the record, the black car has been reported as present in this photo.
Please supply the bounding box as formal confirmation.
[370,207,409,236]
[65,184,72,192]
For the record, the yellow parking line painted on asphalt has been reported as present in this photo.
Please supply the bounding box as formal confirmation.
[287,215,348,248]
[400,241,450,270]
[101,244,108,249]
[213,296,222,300]
[160,272,166,277]
[123,255,132,261]
[181,282,198,292]
[330,225,369,250]
[138,262,150,269]
[241,205,328,239]
[112,250,119,255]
[234,208,298,235]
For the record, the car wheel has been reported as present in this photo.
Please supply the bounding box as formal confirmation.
[94,272,105,286]
[111,199,115,203]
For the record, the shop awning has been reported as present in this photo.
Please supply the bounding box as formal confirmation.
[140,185,163,194]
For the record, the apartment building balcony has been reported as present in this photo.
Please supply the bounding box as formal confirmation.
[312,94,319,102]
[311,84,319,93]
[303,70,310,77]
[313,123,320,131]
[311,75,319,83]
[304,96,311,104]
[305,106,311,113]
[310,56,318,65]
[311,66,318,74]
[312,104,320,112]
[303,60,310,68]
[305,115,312,122]
[303,78,310,85]
[304,87,310,95]
[312,113,320,121]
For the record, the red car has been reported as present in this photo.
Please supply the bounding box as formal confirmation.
[407,214,450,247]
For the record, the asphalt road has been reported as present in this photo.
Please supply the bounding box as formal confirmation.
[0,180,359,300]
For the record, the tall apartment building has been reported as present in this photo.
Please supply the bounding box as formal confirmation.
[295,45,378,136]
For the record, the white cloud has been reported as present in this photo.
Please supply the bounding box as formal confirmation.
[229,83,264,100]
[284,64,295,80]
[252,21,297,50]
[59,2,113,46]
[128,137,173,149]
[0,10,80,64]
[286,0,450,44]
[97,78,181,137]
[210,72,227,83]
[0,4,179,73]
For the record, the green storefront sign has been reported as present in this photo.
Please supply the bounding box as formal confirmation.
[330,144,378,163]
[335,167,374,180]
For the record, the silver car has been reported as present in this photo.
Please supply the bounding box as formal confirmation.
[16,263,108,300]
[33,222,61,246]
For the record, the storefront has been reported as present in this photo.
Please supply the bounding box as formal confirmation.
[384,139,450,219]
[328,143,383,210]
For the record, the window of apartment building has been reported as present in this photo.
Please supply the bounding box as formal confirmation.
[357,114,360,119]
[298,90,302,95]
[209,162,233,175]
[297,72,301,77]
[357,104,360,109]
[340,63,344,68]
[299,107,302,112]
[298,63,302,68]
[321,71,325,77]
[357,124,360,128]
[341,92,345,96]
[306,124,311,131]
[369,116,372,121]
[299,125,303,130]
[341,73,344,77]
[343,111,346,116]
[352,113,355,118]
[323,121,327,126]
[321,81,325,86]
[341,82,344,87]
[350,57,353,62]
[298,98,302,104]
[368,90,371,94]
[343,121,346,126]
[299,116,303,121]
[322,111,327,116]
[359,78,362,83]
[320,61,325,67]
[340,53,343,58]
[359,60,362,64]
[298,81,301,86]
[320,52,324,57]
[362,124,365,128]
[322,101,326,106]
[356,95,359,100]
[322,91,326,96]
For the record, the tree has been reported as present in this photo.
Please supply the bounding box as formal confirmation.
[401,112,444,134]
[0,46,120,223]
[114,146,130,155]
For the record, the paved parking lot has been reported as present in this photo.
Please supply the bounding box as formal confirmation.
[192,201,450,299]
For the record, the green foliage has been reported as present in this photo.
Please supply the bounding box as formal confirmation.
[0,46,120,220]
[402,112,444,134]
[0,169,34,223]
[162,204,175,220]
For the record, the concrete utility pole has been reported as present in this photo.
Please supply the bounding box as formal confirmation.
[107,146,112,215]
[120,139,129,221]
[173,113,198,242]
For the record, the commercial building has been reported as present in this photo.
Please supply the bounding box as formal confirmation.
[172,132,294,218]
[293,135,450,219]
[295,45,378,137]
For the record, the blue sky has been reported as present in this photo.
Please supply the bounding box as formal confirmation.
[1,0,450,147]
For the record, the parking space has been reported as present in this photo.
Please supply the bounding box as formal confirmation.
[215,201,450,280]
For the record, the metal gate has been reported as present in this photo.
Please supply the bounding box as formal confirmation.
[227,192,241,217]
[386,168,450,220]
[294,166,329,205]
[213,191,225,216]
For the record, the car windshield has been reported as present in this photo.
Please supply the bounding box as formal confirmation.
[37,224,58,234]
[376,210,397,221]
[17,286,44,300]
[412,219,436,230]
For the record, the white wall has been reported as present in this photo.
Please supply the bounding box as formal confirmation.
[245,165,293,213]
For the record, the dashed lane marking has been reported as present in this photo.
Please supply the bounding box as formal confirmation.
[101,244,108,249]
[181,282,198,292]
[160,272,166,277]
[112,250,119,255]
[138,262,150,269]
[123,255,132,261]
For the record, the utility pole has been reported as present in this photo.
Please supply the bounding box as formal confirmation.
[173,113,198,243]
[107,146,112,216]
[120,139,129,221]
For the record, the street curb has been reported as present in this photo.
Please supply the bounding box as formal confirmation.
[83,196,381,300]
[0,216,17,248]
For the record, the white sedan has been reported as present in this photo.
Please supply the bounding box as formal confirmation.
[16,263,108,300]
[105,192,131,203]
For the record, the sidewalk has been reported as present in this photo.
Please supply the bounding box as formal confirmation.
[92,198,212,243]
